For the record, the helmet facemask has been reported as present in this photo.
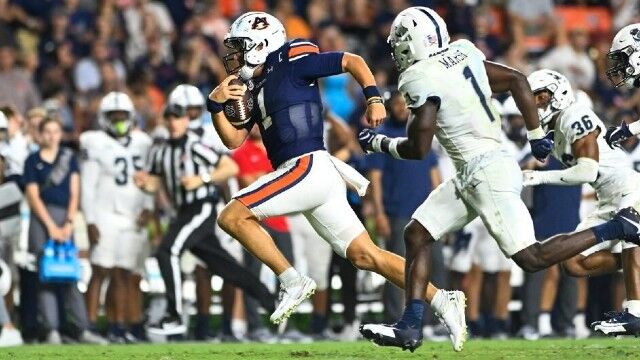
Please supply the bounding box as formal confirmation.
[606,46,638,87]
[223,36,267,80]
[105,110,132,137]
[533,88,561,132]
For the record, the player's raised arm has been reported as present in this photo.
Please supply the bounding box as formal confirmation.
[207,75,251,149]
[483,61,554,161]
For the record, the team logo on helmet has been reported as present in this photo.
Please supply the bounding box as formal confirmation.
[251,17,269,30]
[631,28,640,42]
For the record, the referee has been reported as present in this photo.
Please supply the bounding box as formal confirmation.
[134,104,275,335]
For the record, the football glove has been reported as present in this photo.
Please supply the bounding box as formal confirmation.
[529,130,554,161]
[605,122,632,149]
[358,128,386,153]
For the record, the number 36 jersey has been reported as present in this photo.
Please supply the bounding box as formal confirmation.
[399,39,502,170]
[79,130,153,225]
[552,102,636,200]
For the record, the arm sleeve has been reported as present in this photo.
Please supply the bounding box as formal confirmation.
[292,52,344,81]
[22,155,36,185]
[69,155,79,174]
[537,157,599,185]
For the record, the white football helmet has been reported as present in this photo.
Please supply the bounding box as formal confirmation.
[223,12,287,80]
[98,91,135,137]
[527,69,575,131]
[168,84,205,121]
[607,24,640,87]
[387,7,450,72]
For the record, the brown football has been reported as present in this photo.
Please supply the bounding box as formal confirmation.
[223,78,254,127]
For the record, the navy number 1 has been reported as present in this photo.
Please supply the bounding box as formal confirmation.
[463,66,496,122]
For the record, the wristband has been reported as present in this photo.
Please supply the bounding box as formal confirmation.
[629,121,640,136]
[388,138,402,159]
[527,126,545,140]
[367,97,384,106]
[206,98,224,114]
[363,85,381,100]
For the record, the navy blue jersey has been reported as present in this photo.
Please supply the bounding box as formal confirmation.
[243,39,344,168]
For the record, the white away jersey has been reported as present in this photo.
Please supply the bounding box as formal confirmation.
[80,130,153,224]
[552,102,636,199]
[399,39,502,169]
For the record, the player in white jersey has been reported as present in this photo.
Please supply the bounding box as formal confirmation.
[359,7,640,351]
[522,69,640,336]
[580,23,640,335]
[81,91,153,342]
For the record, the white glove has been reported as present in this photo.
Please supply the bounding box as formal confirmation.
[522,170,543,187]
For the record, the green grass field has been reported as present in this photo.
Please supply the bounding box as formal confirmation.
[1,338,640,360]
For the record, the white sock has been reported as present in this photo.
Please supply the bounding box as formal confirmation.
[278,267,300,288]
[573,312,586,328]
[538,312,552,335]
[626,300,640,317]
[429,289,447,316]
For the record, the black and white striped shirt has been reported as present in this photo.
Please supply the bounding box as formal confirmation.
[148,132,223,209]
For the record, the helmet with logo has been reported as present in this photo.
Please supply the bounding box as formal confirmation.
[527,69,575,131]
[387,7,450,72]
[223,12,287,80]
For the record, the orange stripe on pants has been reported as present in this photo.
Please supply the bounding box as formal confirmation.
[237,155,312,208]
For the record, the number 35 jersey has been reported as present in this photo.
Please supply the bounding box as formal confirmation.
[79,130,153,224]
[552,102,636,201]
[398,39,502,170]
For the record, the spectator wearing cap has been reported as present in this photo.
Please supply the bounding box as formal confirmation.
[23,117,106,345]
[366,91,441,324]
[0,41,41,115]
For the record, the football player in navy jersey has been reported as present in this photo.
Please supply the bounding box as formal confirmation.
[207,11,467,350]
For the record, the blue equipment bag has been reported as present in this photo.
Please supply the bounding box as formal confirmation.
[39,240,81,283]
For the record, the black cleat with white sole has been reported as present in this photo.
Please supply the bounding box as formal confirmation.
[612,207,640,244]
[359,323,423,352]
[591,310,640,336]
[147,314,187,336]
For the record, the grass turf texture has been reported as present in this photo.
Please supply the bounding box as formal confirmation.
[2,338,640,360]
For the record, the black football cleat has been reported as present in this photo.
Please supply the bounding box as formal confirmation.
[591,309,640,336]
[360,323,423,352]
[611,207,640,244]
